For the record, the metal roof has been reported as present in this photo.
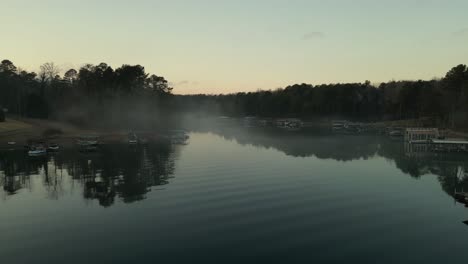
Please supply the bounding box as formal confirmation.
[431,139,468,144]
[406,128,438,131]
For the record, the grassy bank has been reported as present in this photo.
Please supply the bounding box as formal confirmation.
[0,117,129,149]
[0,119,32,135]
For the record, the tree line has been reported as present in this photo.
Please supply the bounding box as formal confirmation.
[175,65,468,127]
[1,59,468,128]
[0,59,172,127]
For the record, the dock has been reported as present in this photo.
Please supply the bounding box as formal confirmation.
[430,139,468,152]
[404,128,439,143]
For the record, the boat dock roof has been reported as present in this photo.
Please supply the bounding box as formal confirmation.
[431,139,468,145]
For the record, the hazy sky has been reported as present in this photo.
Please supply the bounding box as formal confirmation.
[2,0,468,94]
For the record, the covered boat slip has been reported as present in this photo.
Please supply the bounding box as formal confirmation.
[404,128,439,143]
[431,139,468,152]
[404,128,468,153]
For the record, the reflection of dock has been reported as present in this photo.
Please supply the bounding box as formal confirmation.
[404,140,468,157]
[404,143,468,164]
[404,142,431,158]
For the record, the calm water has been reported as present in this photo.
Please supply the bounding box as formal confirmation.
[1,129,468,263]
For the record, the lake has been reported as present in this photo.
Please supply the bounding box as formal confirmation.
[1,128,468,264]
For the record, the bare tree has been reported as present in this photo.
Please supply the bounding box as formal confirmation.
[38,62,60,97]
[39,62,60,84]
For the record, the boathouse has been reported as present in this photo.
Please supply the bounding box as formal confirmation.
[430,139,468,152]
[404,128,439,143]
[276,118,302,128]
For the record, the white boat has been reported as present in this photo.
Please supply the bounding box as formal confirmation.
[77,135,99,146]
[77,140,99,146]
[389,130,403,137]
[128,132,139,145]
[47,144,60,152]
[28,147,47,156]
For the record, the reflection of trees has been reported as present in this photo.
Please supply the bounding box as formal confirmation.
[61,143,177,206]
[43,158,66,200]
[199,126,381,161]
[201,126,468,200]
[0,150,40,198]
[103,144,176,204]
[2,128,468,206]
[0,142,178,206]
[378,139,468,199]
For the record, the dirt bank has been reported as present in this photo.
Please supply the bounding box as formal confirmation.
[0,117,130,149]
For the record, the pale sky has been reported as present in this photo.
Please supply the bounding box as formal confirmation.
[1,0,468,94]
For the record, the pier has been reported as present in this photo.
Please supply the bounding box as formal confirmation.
[404,128,439,143]
[430,139,468,152]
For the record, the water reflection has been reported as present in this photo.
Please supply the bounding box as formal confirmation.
[197,126,468,202]
[0,142,179,206]
[2,128,468,208]
[3,129,468,263]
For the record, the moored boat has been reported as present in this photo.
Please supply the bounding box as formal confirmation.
[128,132,139,145]
[47,143,60,152]
[28,146,47,156]
[77,135,99,146]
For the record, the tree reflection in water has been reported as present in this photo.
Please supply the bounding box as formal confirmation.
[1,128,468,207]
[0,142,178,206]
[200,126,468,202]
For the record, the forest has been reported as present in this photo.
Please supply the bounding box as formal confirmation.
[1,59,468,128]
[0,60,173,128]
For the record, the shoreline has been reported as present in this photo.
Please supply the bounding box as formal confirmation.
[0,118,132,149]
[1,117,467,149]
